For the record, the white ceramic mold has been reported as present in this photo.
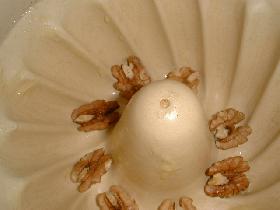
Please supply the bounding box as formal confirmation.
[0,0,279,209]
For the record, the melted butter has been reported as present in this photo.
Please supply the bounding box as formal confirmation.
[164,110,178,121]
[15,80,36,96]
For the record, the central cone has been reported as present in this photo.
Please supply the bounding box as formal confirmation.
[110,80,211,190]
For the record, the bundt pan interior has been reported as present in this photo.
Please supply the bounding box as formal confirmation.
[0,0,279,209]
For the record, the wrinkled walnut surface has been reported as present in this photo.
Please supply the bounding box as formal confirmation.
[158,199,175,210]
[179,197,197,210]
[166,67,200,92]
[209,108,252,150]
[97,185,139,210]
[111,56,151,100]
[71,100,120,132]
[204,156,250,198]
[70,148,112,192]
[158,197,196,210]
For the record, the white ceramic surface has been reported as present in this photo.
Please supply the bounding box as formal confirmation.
[0,0,39,43]
[0,0,279,209]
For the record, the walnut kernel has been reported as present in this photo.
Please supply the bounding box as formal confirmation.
[209,108,252,150]
[166,67,200,92]
[111,56,151,100]
[71,100,120,132]
[97,185,139,210]
[204,156,250,198]
[179,197,197,210]
[70,148,112,192]
[158,197,196,210]
[158,199,175,210]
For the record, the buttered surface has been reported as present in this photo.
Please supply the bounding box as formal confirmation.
[0,0,279,209]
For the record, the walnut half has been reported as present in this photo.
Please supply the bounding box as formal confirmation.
[179,197,197,210]
[158,197,196,210]
[111,56,151,100]
[71,100,120,132]
[166,67,200,93]
[97,185,139,210]
[204,156,250,198]
[70,148,112,192]
[158,199,175,210]
[209,108,252,150]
